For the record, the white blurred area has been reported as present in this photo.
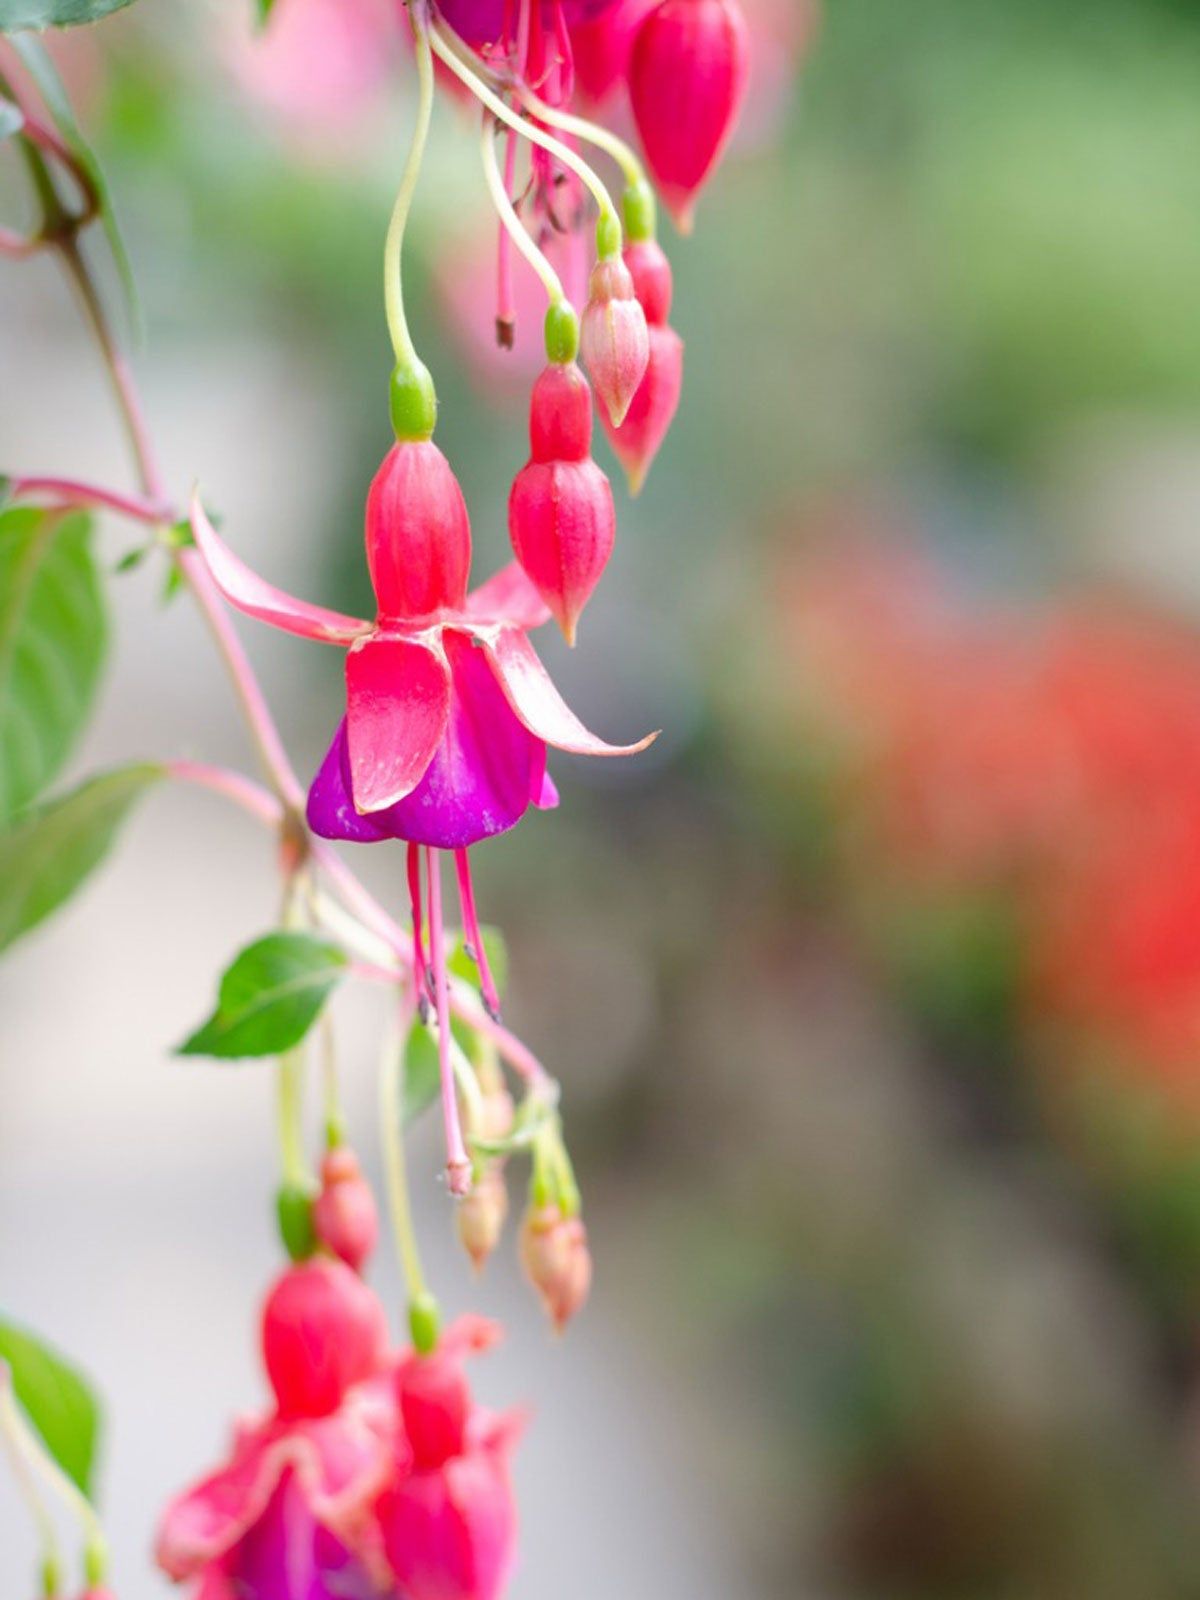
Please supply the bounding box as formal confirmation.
[0,263,736,1600]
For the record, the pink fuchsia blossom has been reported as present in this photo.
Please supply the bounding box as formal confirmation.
[437,0,622,49]
[188,444,652,1189]
[313,1147,380,1274]
[508,361,617,645]
[629,0,751,231]
[569,0,658,105]
[376,1319,524,1600]
[157,1266,399,1599]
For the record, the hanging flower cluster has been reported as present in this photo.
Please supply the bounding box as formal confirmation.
[0,2,812,1597]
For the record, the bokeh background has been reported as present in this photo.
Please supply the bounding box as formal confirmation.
[8,0,1200,1595]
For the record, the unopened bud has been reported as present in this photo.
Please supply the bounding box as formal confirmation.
[581,257,651,428]
[313,1147,379,1273]
[456,1166,509,1272]
[519,1202,592,1332]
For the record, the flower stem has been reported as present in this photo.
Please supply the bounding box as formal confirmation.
[385,0,435,371]
[0,1364,107,1587]
[480,111,566,309]
[429,19,622,249]
[514,83,648,193]
[0,1368,62,1596]
[379,1014,440,1352]
[7,475,174,525]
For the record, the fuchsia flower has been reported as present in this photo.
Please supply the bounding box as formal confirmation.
[437,0,622,49]
[580,256,651,427]
[569,0,658,105]
[519,1201,592,1330]
[628,0,751,231]
[375,1320,524,1600]
[189,432,653,1189]
[157,1261,398,1600]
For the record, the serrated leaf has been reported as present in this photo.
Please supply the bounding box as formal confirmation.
[0,1319,101,1498]
[9,36,141,342]
[179,932,348,1059]
[0,506,107,824]
[0,764,161,953]
[0,100,24,140]
[0,0,140,26]
[401,1022,441,1126]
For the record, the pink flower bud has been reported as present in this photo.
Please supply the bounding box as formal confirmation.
[629,0,751,231]
[519,1203,593,1331]
[456,1165,509,1272]
[313,1146,380,1272]
[624,237,675,327]
[509,363,616,645]
[580,257,651,428]
[365,440,472,620]
[603,327,684,494]
[397,1350,471,1469]
[570,0,657,105]
[261,1258,388,1419]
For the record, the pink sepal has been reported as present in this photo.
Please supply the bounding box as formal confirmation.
[465,563,552,630]
[189,491,370,645]
[483,628,659,757]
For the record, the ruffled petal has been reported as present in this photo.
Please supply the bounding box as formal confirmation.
[345,636,452,813]
[465,562,552,630]
[156,1427,290,1581]
[482,627,659,757]
[189,493,370,645]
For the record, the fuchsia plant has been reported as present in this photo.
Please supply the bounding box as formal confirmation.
[0,0,804,1594]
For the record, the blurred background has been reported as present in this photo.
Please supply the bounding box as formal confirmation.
[8,0,1200,1595]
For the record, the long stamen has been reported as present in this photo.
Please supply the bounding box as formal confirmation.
[454,846,502,1021]
[495,125,519,348]
[427,847,473,1196]
[406,841,432,1019]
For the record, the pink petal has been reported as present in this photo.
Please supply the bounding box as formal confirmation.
[482,628,659,757]
[190,491,370,645]
[156,1427,286,1580]
[465,562,552,630]
[345,635,451,813]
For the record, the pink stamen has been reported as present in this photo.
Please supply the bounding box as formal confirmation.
[407,842,432,1019]
[454,847,502,1021]
[427,847,473,1197]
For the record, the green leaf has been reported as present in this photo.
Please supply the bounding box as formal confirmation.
[0,100,24,140]
[0,0,141,35]
[0,1319,101,1498]
[448,925,509,997]
[180,932,348,1060]
[0,764,161,954]
[9,36,141,341]
[0,506,107,824]
[401,1023,441,1126]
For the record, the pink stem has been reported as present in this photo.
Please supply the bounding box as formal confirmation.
[166,760,283,827]
[427,847,472,1196]
[495,125,518,346]
[453,847,502,1020]
[8,475,175,525]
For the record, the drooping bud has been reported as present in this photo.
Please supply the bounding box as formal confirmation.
[365,441,472,621]
[456,1165,509,1272]
[313,1146,379,1273]
[261,1258,388,1419]
[570,0,657,105]
[519,1202,593,1331]
[581,256,651,428]
[509,362,616,645]
[628,0,751,232]
[601,237,684,492]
